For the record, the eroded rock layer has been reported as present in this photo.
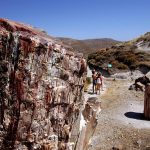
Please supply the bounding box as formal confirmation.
[0,18,87,150]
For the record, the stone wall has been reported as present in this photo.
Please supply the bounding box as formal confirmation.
[0,19,87,150]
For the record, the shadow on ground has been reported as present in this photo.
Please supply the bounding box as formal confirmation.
[124,112,147,121]
[88,92,94,94]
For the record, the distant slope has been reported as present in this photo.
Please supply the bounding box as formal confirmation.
[57,37,120,58]
[133,32,150,51]
[87,32,150,74]
[82,38,119,50]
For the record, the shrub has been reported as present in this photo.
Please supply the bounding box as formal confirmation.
[95,55,105,62]
[84,77,92,92]
[111,60,128,70]
[130,64,137,70]
[139,61,150,68]
[117,63,128,70]
[88,53,98,59]
[124,56,137,66]
[88,59,96,65]
[116,55,125,62]
[130,45,137,50]
[86,77,91,84]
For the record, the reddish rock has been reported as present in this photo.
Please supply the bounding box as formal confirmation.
[0,18,87,150]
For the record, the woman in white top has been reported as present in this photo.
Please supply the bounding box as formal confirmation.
[96,72,102,94]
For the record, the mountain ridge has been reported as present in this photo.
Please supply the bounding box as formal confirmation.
[57,37,120,58]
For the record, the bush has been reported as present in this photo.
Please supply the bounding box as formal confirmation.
[130,45,137,50]
[84,77,91,92]
[87,43,150,72]
[88,59,96,65]
[88,53,98,59]
[86,77,91,84]
[117,63,128,70]
[111,60,128,70]
[124,56,137,66]
[139,61,150,68]
[95,55,106,62]
[130,64,137,70]
[116,55,126,62]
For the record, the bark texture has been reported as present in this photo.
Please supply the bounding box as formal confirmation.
[0,18,87,150]
[144,85,150,120]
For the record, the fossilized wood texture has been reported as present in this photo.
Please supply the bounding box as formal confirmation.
[0,18,87,150]
[144,85,150,120]
[75,97,101,150]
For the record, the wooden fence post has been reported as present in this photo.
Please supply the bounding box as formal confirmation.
[144,84,150,120]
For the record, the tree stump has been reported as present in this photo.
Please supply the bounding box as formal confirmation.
[144,84,150,120]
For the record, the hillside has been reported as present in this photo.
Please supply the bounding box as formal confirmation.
[57,37,119,58]
[88,32,150,74]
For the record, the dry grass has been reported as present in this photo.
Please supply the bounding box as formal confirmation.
[88,44,150,72]
[84,77,92,92]
[57,37,120,58]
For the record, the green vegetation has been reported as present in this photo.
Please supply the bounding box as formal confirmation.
[86,77,91,84]
[84,77,91,92]
[87,37,150,73]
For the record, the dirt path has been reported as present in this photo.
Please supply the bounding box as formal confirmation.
[85,66,106,102]
[88,79,150,150]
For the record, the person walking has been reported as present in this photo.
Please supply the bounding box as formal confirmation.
[92,69,97,94]
[96,72,103,94]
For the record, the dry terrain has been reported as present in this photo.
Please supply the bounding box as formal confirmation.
[88,79,150,150]
[87,32,150,74]
[57,37,119,58]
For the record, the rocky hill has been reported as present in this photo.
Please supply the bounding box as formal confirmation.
[88,33,150,75]
[57,37,119,58]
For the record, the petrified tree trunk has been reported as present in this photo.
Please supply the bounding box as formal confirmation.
[144,84,150,120]
[0,18,87,150]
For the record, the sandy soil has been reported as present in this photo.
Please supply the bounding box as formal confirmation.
[88,79,150,150]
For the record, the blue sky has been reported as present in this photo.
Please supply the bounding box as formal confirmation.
[0,0,150,41]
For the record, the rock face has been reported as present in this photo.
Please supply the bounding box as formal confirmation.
[144,84,150,120]
[75,97,101,150]
[0,18,87,150]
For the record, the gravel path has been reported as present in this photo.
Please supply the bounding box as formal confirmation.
[88,79,150,150]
